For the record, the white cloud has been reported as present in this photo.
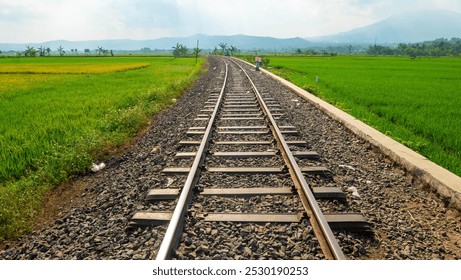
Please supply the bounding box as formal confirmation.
[1,0,460,42]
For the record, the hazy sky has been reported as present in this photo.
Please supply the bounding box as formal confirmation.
[1,0,461,43]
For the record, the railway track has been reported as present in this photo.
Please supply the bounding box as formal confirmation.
[128,57,370,260]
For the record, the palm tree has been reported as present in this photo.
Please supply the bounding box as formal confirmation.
[218,42,228,54]
[37,46,45,56]
[193,47,201,57]
[229,45,239,56]
[172,43,180,58]
[46,47,51,56]
[25,46,36,57]
[57,45,65,56]
[172,43,188,58]
[96,46,105,56]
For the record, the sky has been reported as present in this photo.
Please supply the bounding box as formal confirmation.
[1,0,461,43]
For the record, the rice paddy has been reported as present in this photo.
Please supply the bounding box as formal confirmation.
[0,56,204,239]
[267,56,461,177]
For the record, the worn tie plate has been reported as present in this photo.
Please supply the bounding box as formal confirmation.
[186,131,205,135]
[217,130,269,135]
[146,189,180,201]
[214,141,272,145]
[300,166,330,175]
[213,151,276,158]
[207,167,285,174]
[286,140,308,146]
[217,126,267,130]
[129,212,173,227]
[312,187,346,201]
[221,117,265,120]
[201,187,293,197]
[324,213,372,232]
[204,213,301,223]
[280,130,300,135]
[175,152,197,158]
[221,114,262,118]
[223,108,260,112]
[292,151,320,159]
[162,167,191,174]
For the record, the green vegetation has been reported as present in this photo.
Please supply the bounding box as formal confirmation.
[266,56,461,176]
[0,56,204,240]
[211,43,239,56]
[367,38,461,56]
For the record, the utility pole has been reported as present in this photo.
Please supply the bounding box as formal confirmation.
[195,39,199,64]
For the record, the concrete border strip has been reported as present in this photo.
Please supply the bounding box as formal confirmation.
[237,58,461,210]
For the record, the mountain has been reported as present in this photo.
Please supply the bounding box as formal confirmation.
[2,9,460,52]
[0,34,310,52]
[308,9,461,44]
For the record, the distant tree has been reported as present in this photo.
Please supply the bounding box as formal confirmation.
[45,47,51,56]
[172,43,188,58]
[24,46,36,57]
[38,46,46,57]
[179,44,188,57]
[84,49,90,55]
[110,50,114,56]
[57,45,65,56]
[141,47,152,53]
[218,42,228,55]
[96,46,104,56]
[212,46,221,55]
[229,45,239,56]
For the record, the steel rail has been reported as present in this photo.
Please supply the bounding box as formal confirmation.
[229,58,346,260]
[155,61,229,260]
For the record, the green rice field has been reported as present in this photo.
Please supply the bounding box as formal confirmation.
[267,56,461,177]
[0,56,204,239]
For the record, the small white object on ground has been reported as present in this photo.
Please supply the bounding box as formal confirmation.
[339,164,356,171]
[91,162,106,172]
[91,163,99,172]
[347,186,361,198]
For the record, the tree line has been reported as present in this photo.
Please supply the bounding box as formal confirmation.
[210,43,239,56]
[171,42,240,58]
[16,46,114,57]
[367,38,461,57]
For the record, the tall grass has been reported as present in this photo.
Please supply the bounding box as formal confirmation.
[267,56,461,176]
[0,56,204,239]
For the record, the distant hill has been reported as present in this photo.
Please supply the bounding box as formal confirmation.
[0,34,310,52]
[2,9,461,52]
[308,9,461,44]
